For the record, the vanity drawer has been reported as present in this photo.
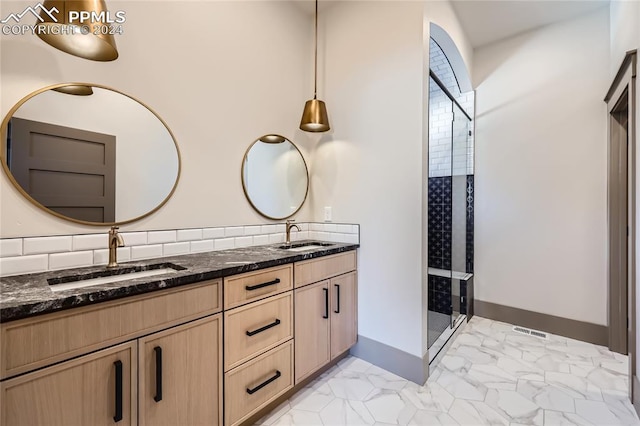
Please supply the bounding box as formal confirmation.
[294,251,357,288]
[224,264,293,309]
[224,292,293,371]
[225,341,293,426]
[1,280,222,379]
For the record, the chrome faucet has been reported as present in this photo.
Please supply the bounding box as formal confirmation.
[285,220,300,245]
[107,226,125,268]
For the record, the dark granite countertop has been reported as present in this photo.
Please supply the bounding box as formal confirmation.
[0,241,358,323]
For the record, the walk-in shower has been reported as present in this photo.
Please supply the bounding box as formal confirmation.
[427,38,474,364]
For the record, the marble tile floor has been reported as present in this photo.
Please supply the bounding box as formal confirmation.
[255,316,640,425]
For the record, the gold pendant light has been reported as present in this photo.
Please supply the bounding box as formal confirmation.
[300,0,330,133]
[36,1,119,61]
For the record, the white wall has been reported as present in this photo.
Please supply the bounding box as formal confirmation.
[473,9,610,325]
[0,1,312,237]
[309,1,472,359]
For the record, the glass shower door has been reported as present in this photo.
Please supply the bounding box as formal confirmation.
[450,102,470,328]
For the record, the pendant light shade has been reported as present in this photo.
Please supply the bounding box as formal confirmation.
[36,0,119,61]
[300,0,330,133]
[300,99,330,132]
[52,85,94,96]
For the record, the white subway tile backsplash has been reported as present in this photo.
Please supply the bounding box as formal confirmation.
[261,225,277,234]
[269,233,284,244]
[120,232,147,246]
[235,236,253,248]
[310,223,323,231]
[72,234,106,251]
[147,230,177,244]
[292,231,309,241]
[0,254,48,276]
[163,242,190,256]
[253,235,269,246]
[23,236,72,255]
[190,240,214,253]
[177,229,202,242]
[49,251,93,270]
[131,245,163,261]
[243,226,262,236]
[203,228,224,239]
[93,247,131,265]
[1,222,359,275]
[0,239,22,257]
[336,224,352,234]
[346,234,359,244]
[224,227,244,237]
[215,238,235,250]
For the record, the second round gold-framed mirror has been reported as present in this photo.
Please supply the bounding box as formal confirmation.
[241,134,309,220]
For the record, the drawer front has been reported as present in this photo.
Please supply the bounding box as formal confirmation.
[294,251,357,288]
[1,280,221,379]
[224,292,293,371]
[225,341,293,426]
[224,265,293,309]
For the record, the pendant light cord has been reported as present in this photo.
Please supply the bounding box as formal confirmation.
[314,0,318,99]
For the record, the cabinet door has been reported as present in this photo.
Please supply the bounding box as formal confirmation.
[139,315,222,426]
[294,280,330,383]
[330,272,358,360]
[1,342,136,426]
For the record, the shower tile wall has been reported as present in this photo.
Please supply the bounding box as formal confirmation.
[428,176,452,271]
[428,274,452,315]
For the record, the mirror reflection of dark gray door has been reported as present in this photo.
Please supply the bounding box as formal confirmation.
[8,117,116,222]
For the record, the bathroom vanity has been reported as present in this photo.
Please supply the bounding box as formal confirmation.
[0,242,358,426]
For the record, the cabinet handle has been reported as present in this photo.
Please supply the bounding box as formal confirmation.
[246,278,280,291]
[113,360,123,423]
[246,370,281,395]
[334,284,341,314]
[323,288,329,319]
[246,319,281,336]
[154,346,163,403]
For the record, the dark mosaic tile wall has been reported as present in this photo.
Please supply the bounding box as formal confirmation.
[466,175,474,274]
[428,274,452,315]
[428,175,474,316]
[428,176,452,271]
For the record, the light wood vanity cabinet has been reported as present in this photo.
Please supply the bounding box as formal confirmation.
[294,253,358,384]
[0,280,223,426]
[2,342,137,426]
[0,249,357,426]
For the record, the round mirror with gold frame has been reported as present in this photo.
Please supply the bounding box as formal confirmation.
[242,134,309,220]
[1,83,181,226]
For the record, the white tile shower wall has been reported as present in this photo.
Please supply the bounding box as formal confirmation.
[429,38,474,178]
[0,223,360,277]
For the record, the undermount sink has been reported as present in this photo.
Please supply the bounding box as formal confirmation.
[278,241,334,252]
[47,263,186,292]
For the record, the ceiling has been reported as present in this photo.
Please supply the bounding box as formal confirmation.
[450,0,609,48]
